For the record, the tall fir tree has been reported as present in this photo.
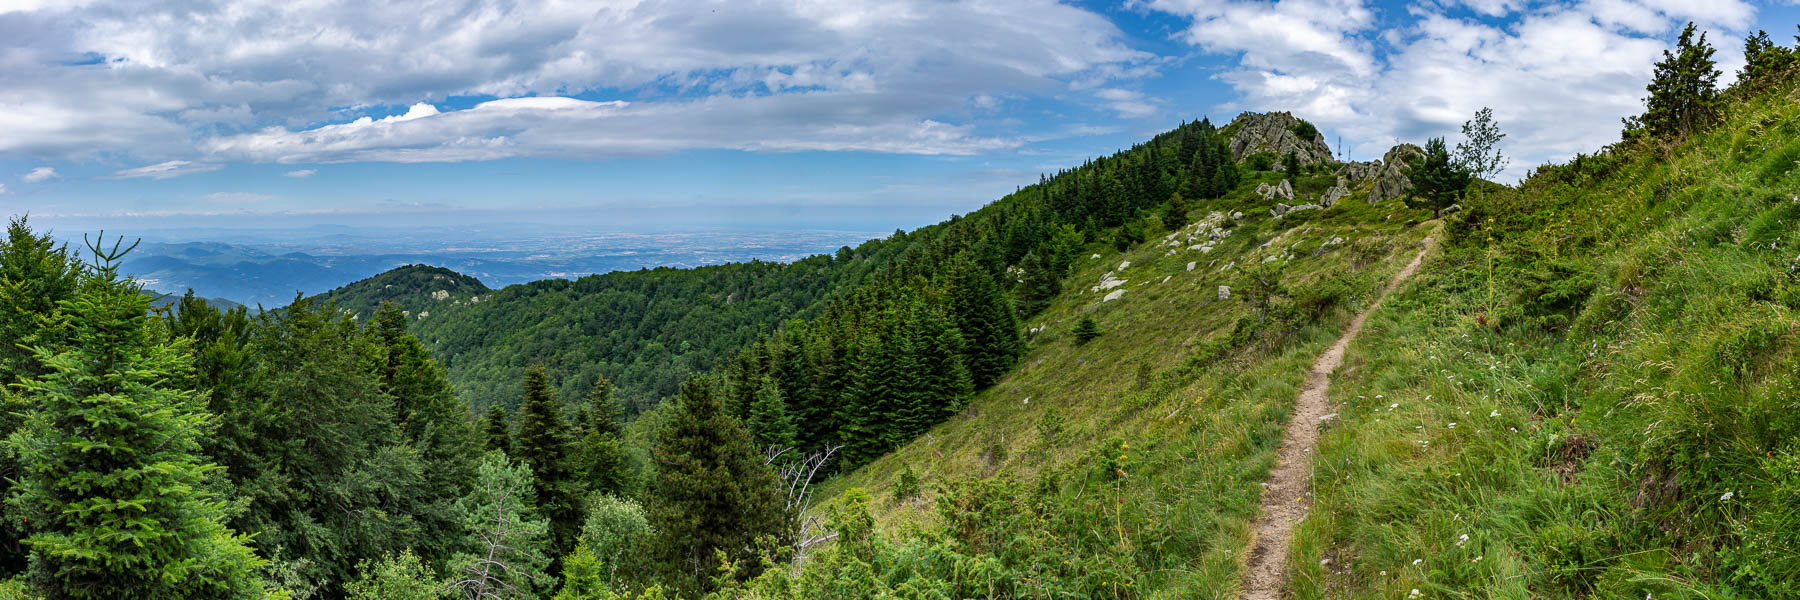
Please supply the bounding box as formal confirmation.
[944,252,1022,390]
[0,217,84,576]
[745,375,797,450]
[365,303,481,573]
[648,377,789,595]
[1015,248,1062,317]
[483,404,512,455]
[7,236,277,599]
[205,296,429,594]
[908,299,974,432]
[514,366,583,557]
[574,377,631,499]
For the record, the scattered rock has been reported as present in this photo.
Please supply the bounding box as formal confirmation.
[1091,253,1102,259]
[1094,271,1128,292]
[1119,260,1131,270]
[1255,179,1295,201]
[431,289,450,301]
[1218,285,1232,300]
[1161,275,1171,284]
[1225,111,1336,166]
[1271,202,1323,219]
[1441,203,1464,215]
[1187,261,1197,272]
[1104,289,1126,302]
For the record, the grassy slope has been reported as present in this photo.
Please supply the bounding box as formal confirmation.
[821,167,1438,597]
[1285,82,1800,598]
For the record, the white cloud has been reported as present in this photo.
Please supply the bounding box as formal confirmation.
[109,160,223,180]
[21,167,59,183]
[1150,0,1761,180]
[283,169,316,178]
[0,183,8,195]
[203,95,1018,163]
[0,0,1152,162]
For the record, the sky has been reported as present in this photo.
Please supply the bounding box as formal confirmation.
[2,0,1798,232]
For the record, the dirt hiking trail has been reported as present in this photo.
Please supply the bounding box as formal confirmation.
[1238,229,1436,600]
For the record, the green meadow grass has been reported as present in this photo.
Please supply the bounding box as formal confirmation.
[819,173,1438,596]
[1289,80,1800,599]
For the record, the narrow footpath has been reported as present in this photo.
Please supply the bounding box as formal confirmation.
[1238,230,1436,600]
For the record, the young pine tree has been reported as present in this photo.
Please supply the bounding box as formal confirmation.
[448,451,551,600]
[944,252,1022,390]
[514,366,583,556]
[648,378,789,595]
[1073,314,1102,344]
[7,236,277,599]
[1404,137,1471,216]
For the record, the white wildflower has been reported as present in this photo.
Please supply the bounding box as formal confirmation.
[1721,491,1735,501]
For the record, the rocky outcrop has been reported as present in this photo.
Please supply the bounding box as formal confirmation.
[1367,144,1424,205]
[1255,179,1295,201]
[1225,111,1336,166]
[1335,161,1382,182]
[1320,177,1351,207]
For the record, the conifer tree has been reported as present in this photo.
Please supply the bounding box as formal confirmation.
[1015,248,1062,317]
[514,366,582,556]
[944,252,1022,389]
[1073,314,1102,344]
[745,375,797,450]
[1739,29,1796,86]
[7,235,277,599]
[0,217,82,382]
[909,300,974,431]
[1404,137,1471,216]
[208,296,428,594]
[365,303,481,573]
[0,217,84,575]
[1161,191,1189,231]
[1631,22,1720,139]
[648,378,789,595]
[574,378,630,499]
[483,404,512,455]
[449,451,551,600]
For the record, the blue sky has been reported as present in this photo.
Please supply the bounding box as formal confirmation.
[3,0,1798,232]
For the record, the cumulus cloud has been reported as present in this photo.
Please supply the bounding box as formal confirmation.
[21,167,59,182]
[1,0,1152,162]
[283,169,317,178]
[1148,0,1759,179]
[0,184,8,195]
[109,160,223,180]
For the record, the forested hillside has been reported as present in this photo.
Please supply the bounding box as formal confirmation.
[311,251,901,413]
[1,22,1796,600]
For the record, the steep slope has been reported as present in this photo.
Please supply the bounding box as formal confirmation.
[1283,78,1800,599]
[809,161,1440,596]
[804,65,1800,600]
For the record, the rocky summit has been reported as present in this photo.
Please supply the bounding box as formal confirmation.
[1225,111,1336,166]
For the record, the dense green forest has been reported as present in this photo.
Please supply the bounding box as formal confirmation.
[2,23,1797,600]
[310,248,902,414]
